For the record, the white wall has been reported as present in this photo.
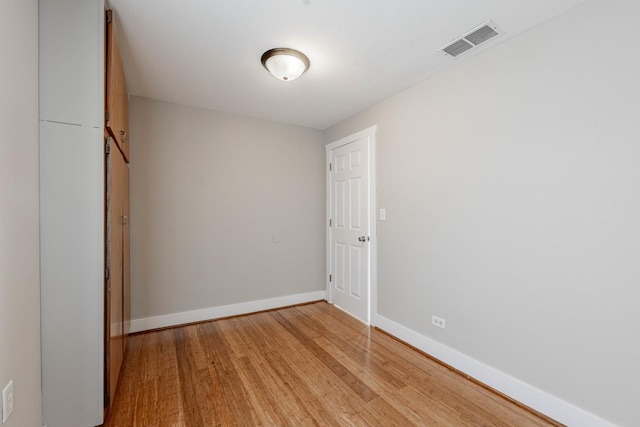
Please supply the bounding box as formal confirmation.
[130,97,326,322]
[326,0,639,425]
[0,0,42,426]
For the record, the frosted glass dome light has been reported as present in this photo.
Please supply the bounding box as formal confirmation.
[261,48,310,82]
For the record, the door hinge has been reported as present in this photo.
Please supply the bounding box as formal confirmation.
[106,10,112,24]
[105,111,110,122]
[329,163,332,171]
[105,268,110,280]
[329,219,332,227]
[329,274,332,282]
[105,141,110,154]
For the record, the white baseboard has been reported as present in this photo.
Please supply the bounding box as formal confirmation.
[373,314,614,427]
[129,291,325,333]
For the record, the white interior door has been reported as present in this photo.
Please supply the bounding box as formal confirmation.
[328,131,372,323]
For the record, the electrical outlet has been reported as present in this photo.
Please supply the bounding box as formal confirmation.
[432,315,446,329]
[2,380,14,423]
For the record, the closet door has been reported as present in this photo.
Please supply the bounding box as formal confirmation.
[106,137,126,405]
[106,10,129,161]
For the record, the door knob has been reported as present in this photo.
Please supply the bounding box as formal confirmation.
[358,236,366,242]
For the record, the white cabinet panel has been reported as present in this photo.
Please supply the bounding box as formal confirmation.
[39,0,105,127]
[40,121,104,427]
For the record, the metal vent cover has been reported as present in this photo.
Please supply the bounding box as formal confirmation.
[442,39,474,57]
[440,20,503,58]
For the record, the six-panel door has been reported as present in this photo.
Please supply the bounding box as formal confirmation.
[330,137,370,322]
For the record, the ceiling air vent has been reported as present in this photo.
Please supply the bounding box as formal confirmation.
[440,20,503,58]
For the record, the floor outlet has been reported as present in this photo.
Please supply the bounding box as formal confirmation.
[432,315,446,329]
[2,380,14,423]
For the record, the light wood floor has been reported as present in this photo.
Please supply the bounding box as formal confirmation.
[104,301,561,426]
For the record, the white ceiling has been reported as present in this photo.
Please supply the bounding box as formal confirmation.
[108,0,586,130]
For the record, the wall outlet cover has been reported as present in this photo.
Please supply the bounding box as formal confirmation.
[432,315,446,329]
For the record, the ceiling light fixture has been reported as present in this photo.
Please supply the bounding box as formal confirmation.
[261,48,310,82]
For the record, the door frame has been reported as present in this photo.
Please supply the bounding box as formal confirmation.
[325,125,377,325]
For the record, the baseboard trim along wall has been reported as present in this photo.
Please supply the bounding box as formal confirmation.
[373,314,614,427]
[130,291,325,333]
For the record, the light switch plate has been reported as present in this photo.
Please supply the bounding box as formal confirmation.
[379,208,386,221]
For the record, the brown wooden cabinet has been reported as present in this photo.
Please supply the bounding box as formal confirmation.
[105,8,130,411]
[106,9,130,162]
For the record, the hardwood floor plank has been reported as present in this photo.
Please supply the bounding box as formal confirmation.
[281,307,407,390]
[197,321,259,426]
[173,327,206,426]
[192,324,245,427]
[233,355,291,426]
[269,311,380,404]
[245,313,367,426]
[104,302,560,427]
[218,316,323,426]
[157,330,185,426]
